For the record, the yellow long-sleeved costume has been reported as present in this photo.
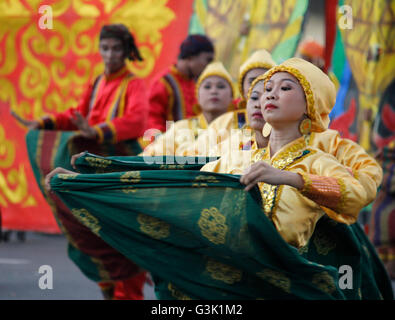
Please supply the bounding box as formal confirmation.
[202,137,368,248]
[181,109,248,156]
[210,128,382,205]
[201,58,379,248]
[140,114,208,156]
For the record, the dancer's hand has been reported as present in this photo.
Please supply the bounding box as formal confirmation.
[45,167,77,191]
[240,161,304,191]
[11,111,40,129]
[70,152,86,170]
[71,111,97,139]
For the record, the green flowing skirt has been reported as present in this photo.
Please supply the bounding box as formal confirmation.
[50,160,394,300]
[26,130,144,283]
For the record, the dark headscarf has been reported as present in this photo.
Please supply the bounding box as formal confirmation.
[178,34,215,59]
[99,24,143,61]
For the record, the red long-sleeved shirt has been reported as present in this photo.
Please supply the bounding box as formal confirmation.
[40,66,148,143]
[147,65,198,132]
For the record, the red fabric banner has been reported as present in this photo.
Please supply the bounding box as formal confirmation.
[0,0,194,233]
[324,0,338,73]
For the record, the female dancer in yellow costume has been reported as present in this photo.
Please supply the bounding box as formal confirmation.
[140,61,235,156]
[201,58,377,248]
[211,67,382,208]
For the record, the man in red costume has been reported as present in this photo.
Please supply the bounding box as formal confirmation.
[13,24,149,300]
[147,34,215,133]
[16,25,148,144]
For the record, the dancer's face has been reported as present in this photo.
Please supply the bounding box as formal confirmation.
[261,72,306,127]
[198,76,233,114]
[242,68,267,98]
[188,52,214,80]
[99,38,125,74]
[246,80,265,131]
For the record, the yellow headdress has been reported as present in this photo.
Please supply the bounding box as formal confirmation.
[261,58,336,132]
[196,61,235,99]
[238,49,276,99]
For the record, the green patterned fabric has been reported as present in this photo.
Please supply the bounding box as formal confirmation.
[74,152,217,174]
[26,130,144,283]
[50,167,393,300]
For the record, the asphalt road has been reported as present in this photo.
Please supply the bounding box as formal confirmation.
[0,231,156,300]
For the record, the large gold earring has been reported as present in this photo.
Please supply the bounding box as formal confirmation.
[299,117,312,135]
[193,103,202,114]
[262,122,272,137]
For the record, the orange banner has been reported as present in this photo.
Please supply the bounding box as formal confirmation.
[0,0,194,233]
